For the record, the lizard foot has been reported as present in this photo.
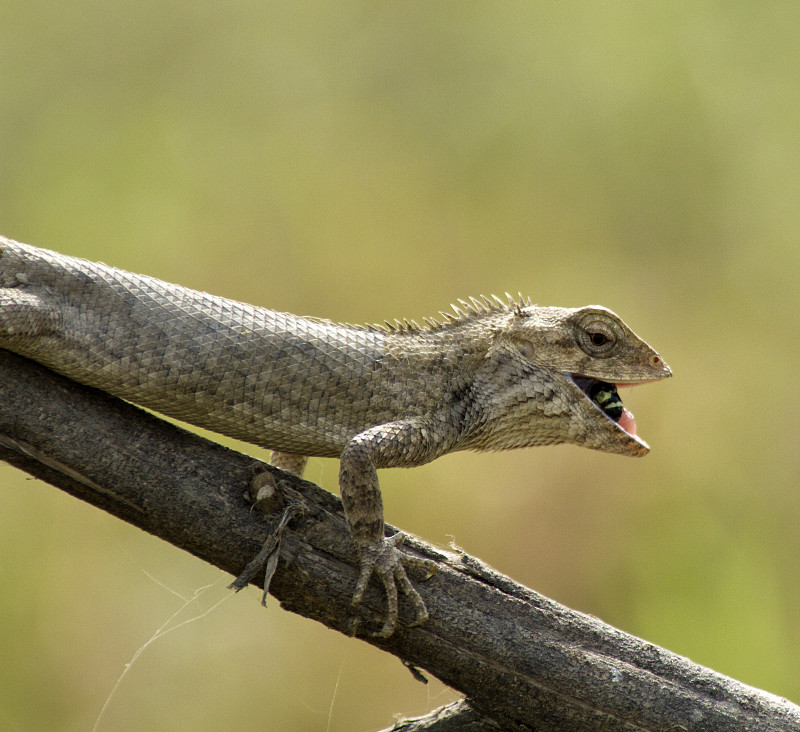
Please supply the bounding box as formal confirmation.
[352,532,437,638]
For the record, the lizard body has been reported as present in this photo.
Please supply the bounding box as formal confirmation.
[0,237,671,636]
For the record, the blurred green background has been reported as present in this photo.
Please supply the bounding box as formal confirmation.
[1,2,799,730]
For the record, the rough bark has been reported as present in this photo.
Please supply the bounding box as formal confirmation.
[383,698,500,730]
[0,350,797,731]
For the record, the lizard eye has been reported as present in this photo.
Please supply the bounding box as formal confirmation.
[574,314,621,357]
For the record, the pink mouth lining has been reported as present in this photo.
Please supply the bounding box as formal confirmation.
[569,374,641,440]
[617,408,637,437]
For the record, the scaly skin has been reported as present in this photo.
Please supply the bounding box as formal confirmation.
[0,237,671,636]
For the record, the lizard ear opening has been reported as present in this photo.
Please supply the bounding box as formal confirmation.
[516,340,535,360]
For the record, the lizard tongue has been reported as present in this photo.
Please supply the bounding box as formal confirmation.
[617,408,637,437]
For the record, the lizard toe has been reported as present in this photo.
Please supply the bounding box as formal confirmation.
[388,530,439,579]
[353,534,432,637]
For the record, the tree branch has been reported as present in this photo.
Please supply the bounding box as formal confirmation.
[1,349,797,731]
[382,698,499,731]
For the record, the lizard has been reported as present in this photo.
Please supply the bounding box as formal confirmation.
[0,236,671,637]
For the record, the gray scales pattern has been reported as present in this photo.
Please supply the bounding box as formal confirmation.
[0,237,671,636]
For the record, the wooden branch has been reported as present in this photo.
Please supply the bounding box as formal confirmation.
[1,349,797,731]
[382,699,499,730]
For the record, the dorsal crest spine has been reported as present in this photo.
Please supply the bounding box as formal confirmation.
[357,294,534,334]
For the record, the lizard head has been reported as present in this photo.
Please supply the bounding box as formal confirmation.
[466,304,671,456]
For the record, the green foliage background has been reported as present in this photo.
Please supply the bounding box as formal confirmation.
[2,2,799,730]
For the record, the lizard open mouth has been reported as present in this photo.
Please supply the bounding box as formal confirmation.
[571,376,638,437]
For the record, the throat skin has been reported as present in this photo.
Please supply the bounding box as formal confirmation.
[0,237,671,636]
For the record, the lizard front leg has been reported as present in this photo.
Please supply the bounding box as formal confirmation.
[268,451,308,477]
[339,419,450,638]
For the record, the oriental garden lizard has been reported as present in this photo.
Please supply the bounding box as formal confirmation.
[0,237,671,637]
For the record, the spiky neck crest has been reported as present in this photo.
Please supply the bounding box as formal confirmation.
[364,292,534,335]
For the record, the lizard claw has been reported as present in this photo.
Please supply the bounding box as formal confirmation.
[352,532,437,638]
